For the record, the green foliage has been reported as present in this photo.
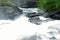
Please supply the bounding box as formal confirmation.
[37,0,60,11]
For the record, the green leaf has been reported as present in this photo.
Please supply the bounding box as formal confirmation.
[37,0,60,11]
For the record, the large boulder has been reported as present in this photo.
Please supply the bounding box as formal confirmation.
[48,10,60,20]
[10,0,37,8]
[0,4,22,20]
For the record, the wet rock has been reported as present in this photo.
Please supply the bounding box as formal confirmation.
[26,12,41,18]
[21,2,37,8]
[29,17,41,25]
[48,10,60,20]
[25,12,49,25]
[10,0,37,8]
[0,4,22,20]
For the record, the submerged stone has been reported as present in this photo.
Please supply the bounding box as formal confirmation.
[29,17,41,25]
[49,37,57,40]
[22,35,41,40]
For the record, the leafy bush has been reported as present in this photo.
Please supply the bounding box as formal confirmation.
[37,0,60,11]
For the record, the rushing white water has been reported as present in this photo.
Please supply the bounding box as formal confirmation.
[0,15,60,40]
